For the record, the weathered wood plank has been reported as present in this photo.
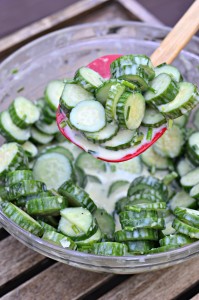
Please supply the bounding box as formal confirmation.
[191,294,199,300]
[1,263,113,300]
[0,236,44,286]
[99,257,199,300]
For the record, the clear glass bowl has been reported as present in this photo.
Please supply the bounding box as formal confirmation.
[0,21,199,274]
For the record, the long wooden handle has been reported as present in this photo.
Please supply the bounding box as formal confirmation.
[151,0,199,66]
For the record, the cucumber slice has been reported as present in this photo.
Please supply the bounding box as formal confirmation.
[15,191,54,208]
[129,189,163,203]
[7,180,47,200]
[1,202,43,236]
[119,74,149,91]
[58,180,97,212]
[22,141,38,158]
[95,79,121,105]
[70,100,106,132]
[158,82,199,119]
[74,67,103,92]
[159,233,195,247]
[60,83,95,110]
[0,111,30,143]
[153,125,184,158]
[5,170,33,186]
[116,91,145,130]
[174,114,188,127]
[190,183,199,199]
[176,157,194,177]
[36,215,59,228]
[126,241,156,254]
[142,107,166,128]
[161,214,175,236]
[145,74,179,105]
[149,245,179,253]
[172,218,199,239]
[193,108,199,130]
[26,196,68,216]
[169,191,197,212]
[128,202,167,210]
[31,127,54,145]
[42,230,76,249]
[41,145,74,161]
[141,146,171,170]
[114,228,159,242]
[74,166,87,188]
[9,97,40,128]
[35,120,58,135]
[33,152,73,190]
[154,63,182,82]
[75,152,106,172]
[42,103,56,119]
[174,207,199,228]
[93,208,115,239]
[105,83,126,121]
[111,156,142,174]
[108,180,129,197]
[187,132,199,165]
[0,143,27,176]
[37,220,57,232]
[45,80,65,111]
[115,197,130,214]
[101,129,137,150]
[76,228,101,245]
[92,242,127,256]
[87,175,102,184]
[180,168,199,189]
[84,122,119,143]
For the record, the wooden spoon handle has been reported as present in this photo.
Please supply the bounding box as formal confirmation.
[151,0,199,66]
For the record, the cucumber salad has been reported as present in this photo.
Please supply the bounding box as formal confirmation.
[0,53,199,256]
[57,54,199,162]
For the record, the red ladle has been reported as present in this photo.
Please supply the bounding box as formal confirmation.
[56,1,199,162]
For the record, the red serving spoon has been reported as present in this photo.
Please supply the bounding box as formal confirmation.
[56,1,199,162]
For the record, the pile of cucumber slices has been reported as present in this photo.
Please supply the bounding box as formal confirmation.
[59,54,199,149]
[0,53,199,256]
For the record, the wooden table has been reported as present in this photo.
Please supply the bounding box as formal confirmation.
[0,1,199,299]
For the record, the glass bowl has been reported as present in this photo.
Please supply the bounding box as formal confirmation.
[0,21,199,274]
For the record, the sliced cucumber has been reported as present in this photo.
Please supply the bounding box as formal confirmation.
[84,122,119,143]
[93,208,115,239]
[193,108,199,130]
[116,91,145,130]
[45,80,65,111]
[95,79,120,105]
[108,180,129,197]
[92,242,127,256]
[111,156,142,174]
[145,74,178,105]
[149,245,178,253]
[169,191,197,211]
[142,107,166,128]
[0,143,27,176]
[74,67,103,92]
[158,82,199,119]
[76,228,101,245]
[5,170,33,186]
[9,97,40,128]
[160,233,195,247]
[42,230,76,249]
[31,127,54,145]
[101,129,137,150]
[172,218,199,239]
[190,183,199,199]
[7,180,47,200]
[35,120,58,135]
[74,166,87,188]
[1,202,43,236]
[174,207,199,228]
[70,100,106,132]
[60,83,95,110]
[86,175,102,184]
[33,152,73,190]
[0,111,30,143]
[41,145,74,161]
[180,168,199,189]
[126,241,156,254]
[176,157,194,177]
[153,125,184,158]
[161,214,175,236]
[22,141,38,158]
[75,152,106,172]
[128,189,163,203]
[141,146,171,170]
[114,228,159,242]
[154,63,182,82]
[105,83,126,121]
[37,220,57,232]
[58,180,97,212]
[187,132,199,165]
[174,114,188,127]
[128,202,167,210]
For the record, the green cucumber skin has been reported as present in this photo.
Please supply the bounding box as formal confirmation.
[114,229,159,242]
[122,218,165,230]
[92,242,128,256]
[26,196,68,216]
[126,241,156,254]
[7,180,47,200]
[58,180,97,213]
[187,133,199,166]
[95,79,121,105]
[149,245,179,253]
[41,146,74,161]
[1,202,44,236]
[5,170,34,186]
[74,68,103,92]
[172,218,199,239]
[37,220,57,232]
[105,83,126,122]
[159,233,196,247]
[174,207,199,229]
[9,102,29,129]
[42,230,77,249]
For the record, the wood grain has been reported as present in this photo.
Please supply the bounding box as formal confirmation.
[99,257,199,300]
[1,263,113,300]
[0,236,44,286]
[150,0,199,65]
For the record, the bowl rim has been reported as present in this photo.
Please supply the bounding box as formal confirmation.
[0,20,199,269]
